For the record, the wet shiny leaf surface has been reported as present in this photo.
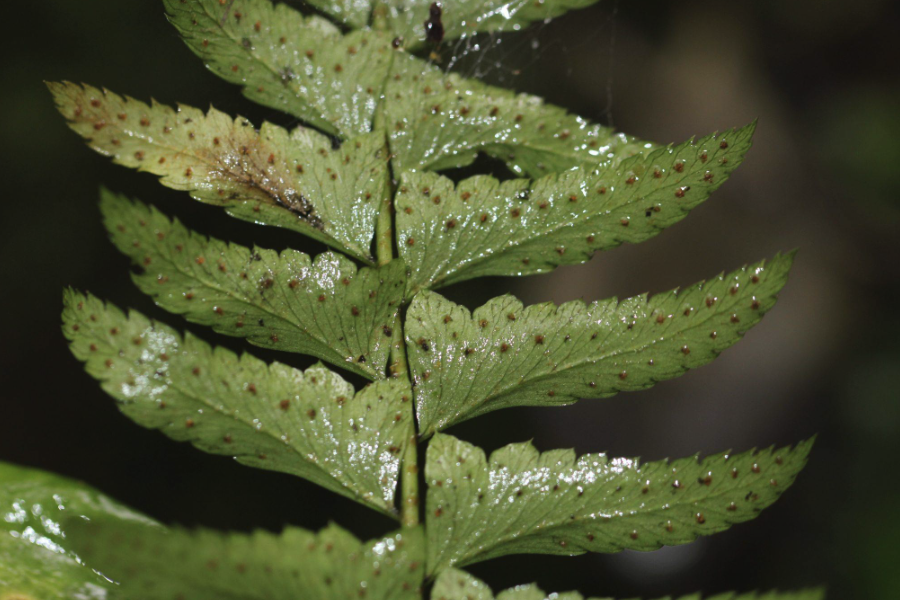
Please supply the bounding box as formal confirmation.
[63,291,413,517]
[101,192,404,380]
[0,463,424,599]
[165,0,394,137]
[0,462,156,600]
[431,569,825,600]
[407,254,793,436]
[67,521,425,600]
[189,0,604,52]
[385,52,648,177]
[425,434,812,574]
[397,125,755,293]
[50,82,389,263]
[382,0,603,49]
[302,0,374,30]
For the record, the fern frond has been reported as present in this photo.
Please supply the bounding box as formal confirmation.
[0,461,157,600]
[385,52,649,177]
[101,191,404,380]
[49,82,388,262]
[68,520,425,600]
[425,434,812,573]
[383,0,603,49]
[164,0,393,136]
[398,124,755,293]
[407,254,793,436]
[63,290,413,517]
[432,569,826,600]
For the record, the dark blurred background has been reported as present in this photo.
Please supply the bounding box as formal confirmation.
[3,1,899,598]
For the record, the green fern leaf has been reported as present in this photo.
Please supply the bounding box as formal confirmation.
[425,434,812,574]
[397,125,755,293]
[101,191,404,380]
[431,569,825,600]
[302,0,373,30]
[0,461,157,600]
[684,593,826,600]
[385,52,648,176]
[164,0,394,137]
[49,82,388,263]
[383,0,602,49]
[431,568,495,600]
[67,520,425,600]
[406,254,792,436]
[62,291,413,517]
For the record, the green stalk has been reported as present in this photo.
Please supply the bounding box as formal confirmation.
[373,95,419,526]
[391,323,419,527]
[381,213,419,527]
[375,178,393,267]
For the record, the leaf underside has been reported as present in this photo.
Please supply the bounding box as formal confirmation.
[0,462,424,600]
[407,253,794,436]
[431,569,825,600]
[425,434,813,574]
[385,51,649,177]
[383,0,603,49]
[63,290,413,517]
[49,82,388,262]
[0,461,156,600]
[293,0,602,49]
[397,124,755,294]
[164,0,394,138]
[165,0,655,181]
[170,0,604,54]
[68,520,425,600]
[101,191,405,380]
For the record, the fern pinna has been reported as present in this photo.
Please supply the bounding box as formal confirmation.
[0,0,821,599]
